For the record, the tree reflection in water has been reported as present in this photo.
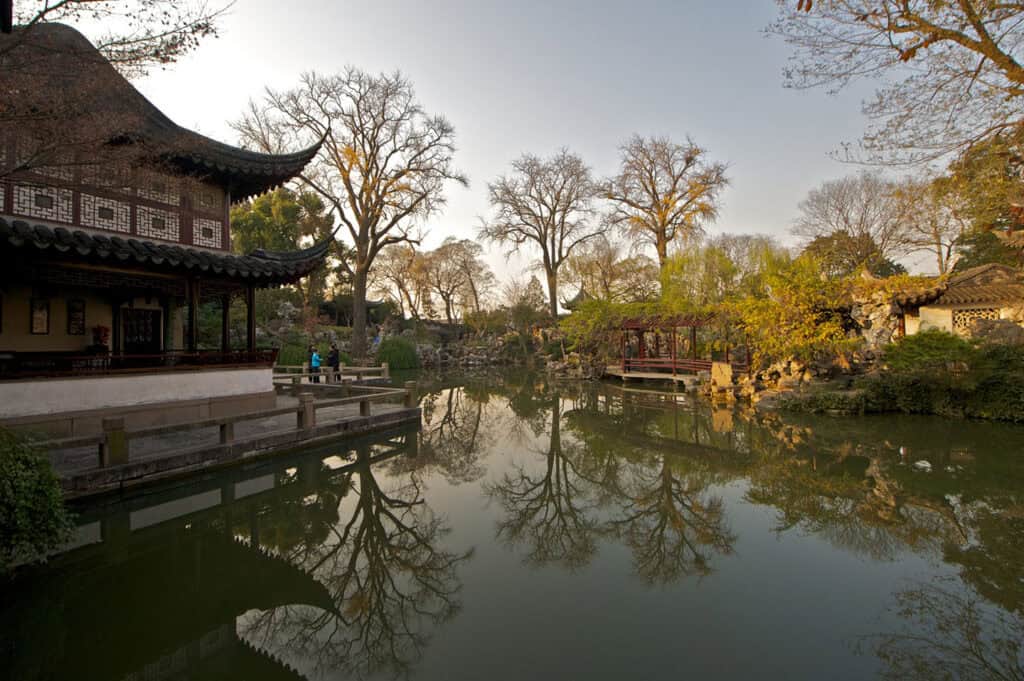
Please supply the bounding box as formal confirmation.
[865,580,1024,681]
[487,386,736,581]
[242,447,472,679]
[610,457,735,583]
[487,395,599,570]
[388,385,492,485]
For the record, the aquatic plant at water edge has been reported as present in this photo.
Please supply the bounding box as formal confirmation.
[0,429,73,570]
[377,337,420,370]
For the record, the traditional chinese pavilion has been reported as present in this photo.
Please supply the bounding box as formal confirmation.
[0,23,327,431]
[612,314,750,379]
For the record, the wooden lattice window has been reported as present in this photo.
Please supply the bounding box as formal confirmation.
[952,307,999,334]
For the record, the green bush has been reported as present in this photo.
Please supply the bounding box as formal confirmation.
[778,390,867,415]
[882,329,976,373]
[858,334,1024,422]
[1,429,73,569]
[276,341,310,366]
[377,337,420,370]
[542,339,564,359]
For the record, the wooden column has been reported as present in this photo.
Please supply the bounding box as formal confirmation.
[220,294,231,353]
[670,329,677,375]
[690,326,697,360]
[187,278,199,352]
[111,301,122,354]
[245,284,256,352]
[620,331,626,371]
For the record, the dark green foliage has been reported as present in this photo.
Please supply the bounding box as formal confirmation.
[863,332,1024,422]
[882,329,976,373]
[0,429,73,569]
[777,390,867,415]
[780,331,1024,422]
[801,231,906,278]
[952,230,1021,271]
[542,339,564,359]
[377,337,420,370]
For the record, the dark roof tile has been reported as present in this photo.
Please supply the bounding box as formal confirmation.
[2,24,321,200]
[0,218,328,285]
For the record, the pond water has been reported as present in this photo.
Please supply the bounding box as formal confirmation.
[2,373,1023,681]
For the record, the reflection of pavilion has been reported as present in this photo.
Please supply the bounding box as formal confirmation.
[2,530,332,680]
[0,429,417,681]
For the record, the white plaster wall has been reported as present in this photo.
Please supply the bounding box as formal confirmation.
[0,368,272,418]
[918,306,953,332]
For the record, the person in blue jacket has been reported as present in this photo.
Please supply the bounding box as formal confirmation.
[310,346,321,383]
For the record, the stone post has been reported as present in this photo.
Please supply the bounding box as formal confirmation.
[381,362,390,379]
[297,391,316,430]
[100,417,128,467]
[403,381,417,408]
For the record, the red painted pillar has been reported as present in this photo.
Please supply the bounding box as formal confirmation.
[670,329,677,375]
[621,331,626,372]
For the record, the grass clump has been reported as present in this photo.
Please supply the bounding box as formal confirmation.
[377,337,420,370]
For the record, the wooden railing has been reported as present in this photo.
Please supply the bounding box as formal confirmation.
[273,363,389,383]
[0,349,279,379]
[622,357,749,374]
[36,381,418,469]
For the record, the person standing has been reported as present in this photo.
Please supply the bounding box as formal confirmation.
[310,346,322,383]
[327,344,340,383]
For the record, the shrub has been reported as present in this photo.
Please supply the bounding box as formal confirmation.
[542,339,564,359]
[858,333,1024,422]
[882,329,976,373]
[377,337,420,370]
[0,429,73,569]
[778,390,867,415]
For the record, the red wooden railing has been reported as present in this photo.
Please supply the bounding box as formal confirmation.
[0,349,279,379]
[622,357,749,375]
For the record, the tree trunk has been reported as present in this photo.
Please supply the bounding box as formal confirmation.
[546,269,558,320]
[352,268,368,359]
[655,234,669,269]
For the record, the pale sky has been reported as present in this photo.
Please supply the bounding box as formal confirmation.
[129,0,887,281]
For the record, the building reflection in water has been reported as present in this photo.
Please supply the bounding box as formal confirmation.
[0,428,470,681]
[1,374,1022,681]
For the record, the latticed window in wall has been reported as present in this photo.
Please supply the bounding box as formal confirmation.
[952,308,1000,334]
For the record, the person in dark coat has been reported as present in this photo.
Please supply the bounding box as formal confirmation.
[327,344,341,383]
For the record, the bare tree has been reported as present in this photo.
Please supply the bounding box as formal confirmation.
[421,240,466,324]
[897,177,971,274]
[234,69,467,358]
[480,149,603,318]
[604,135,729,269]
[793,171,913,264]
[769,1,1024,163]
[446,238,496,314]
[563,236,659,303]
[370,245,427,320]
[6,1,227,73]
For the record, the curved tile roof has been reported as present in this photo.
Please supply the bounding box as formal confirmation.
[2,23,321,199]
[0,217,330,284]
[893,264,1024,307]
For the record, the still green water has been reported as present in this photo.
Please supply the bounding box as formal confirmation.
[2,373,1023,681]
